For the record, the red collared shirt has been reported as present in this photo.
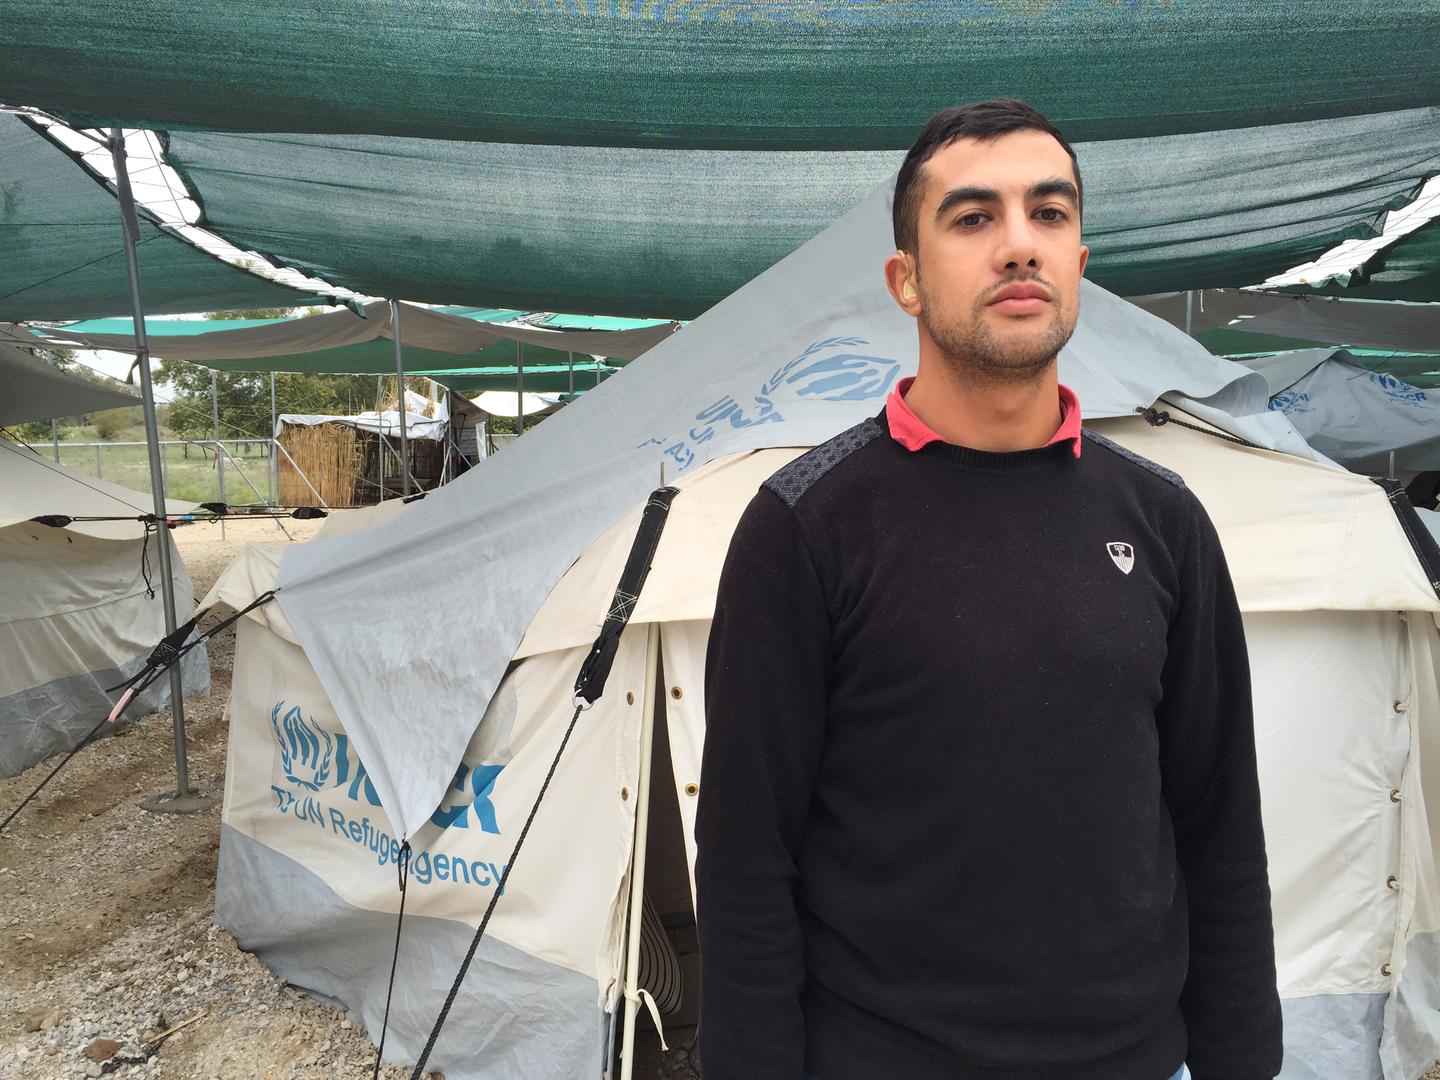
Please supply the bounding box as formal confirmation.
[885,376,1083,459]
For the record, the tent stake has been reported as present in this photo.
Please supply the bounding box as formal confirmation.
[619,623,662,1080]
[390,300,411,495]
[108,127,196,808]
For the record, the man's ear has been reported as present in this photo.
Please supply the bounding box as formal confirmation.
[1078,243,1089,279]
[885,251,922,316]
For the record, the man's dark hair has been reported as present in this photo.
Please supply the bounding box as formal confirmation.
[892,99,1082,255]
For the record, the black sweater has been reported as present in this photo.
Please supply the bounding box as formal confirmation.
[695,414,1282,1080]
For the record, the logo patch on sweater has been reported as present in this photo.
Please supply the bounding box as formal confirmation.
[1107,542,1135,575]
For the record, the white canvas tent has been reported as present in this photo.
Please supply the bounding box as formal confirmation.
[201,179,1440,1078]
[209,408,1440,1079]
[0,438,210,777]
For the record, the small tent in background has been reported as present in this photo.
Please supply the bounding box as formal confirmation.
[0,346,209,778]
[276,389,486,506]
[200,181,1440,1079]
[1244,349,1440,478]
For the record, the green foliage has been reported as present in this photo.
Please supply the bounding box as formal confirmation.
[92,411,127,440]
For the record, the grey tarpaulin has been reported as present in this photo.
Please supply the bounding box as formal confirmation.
[1230,298,1440,354]
[1246,349,1440,475]
[268,178,1322,842]
[1128,290,1300,336]
[0,340,138,425]
[30,301,678,366]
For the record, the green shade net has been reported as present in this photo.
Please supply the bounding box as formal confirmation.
[1280,218,1440,302]
[2,2,1436,148]
[163,109,1440,319]
[0,116,331,322]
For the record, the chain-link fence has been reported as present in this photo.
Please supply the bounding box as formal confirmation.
[50,439,280,506]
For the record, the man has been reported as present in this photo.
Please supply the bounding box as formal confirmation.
[695,100,1282,1080]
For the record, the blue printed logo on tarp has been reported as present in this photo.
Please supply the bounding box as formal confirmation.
[271,700,333,791]
[639,337,901,472]
[1268,390,1311,415]
[1368,373,1428,406]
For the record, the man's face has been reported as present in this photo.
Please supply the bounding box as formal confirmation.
[902,130,1088,383]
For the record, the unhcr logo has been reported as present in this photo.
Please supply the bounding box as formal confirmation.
[639,337,901,472]
[272,701,333,791]
[268,699,505,837]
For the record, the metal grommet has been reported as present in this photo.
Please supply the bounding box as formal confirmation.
[684,783,699,797]
[670,686,683,700]
[1394,700,1409,713]
[620,787,630,801]
[626,692,634,705]
[1390,789,1402,803]
[1381,963,1393,977]
[1387,875,1400,890]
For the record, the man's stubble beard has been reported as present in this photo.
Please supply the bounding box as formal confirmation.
[917,277,1077,385]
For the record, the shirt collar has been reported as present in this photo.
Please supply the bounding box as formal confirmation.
[885,376,1083,459]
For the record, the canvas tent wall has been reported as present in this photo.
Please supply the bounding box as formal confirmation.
[208,405,1440,1080]
[0,439,209,777]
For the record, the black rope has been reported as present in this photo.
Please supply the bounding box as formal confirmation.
[140,521,156,599]
[372,840,412,1079]
[0,589,277,837]
[406,485,680,1078]
[1136,406,1263,450]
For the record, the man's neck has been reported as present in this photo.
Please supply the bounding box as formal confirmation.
[902,354,1062,453]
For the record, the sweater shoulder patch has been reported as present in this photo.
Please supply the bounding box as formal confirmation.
[1082,428,1185,488]
[763,418,883,508]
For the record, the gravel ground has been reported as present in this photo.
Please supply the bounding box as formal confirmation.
[0,515,694,1079]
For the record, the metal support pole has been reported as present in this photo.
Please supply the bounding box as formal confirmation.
[50,418,59,462]
[389,299,411,495]
[1184,290,1195,337]
[516,341,525,436]
[95,442,102,479]
[109,128,195,807]
[619,624,663,1080]
[210,370,226,538]
[567,351,575,399]
[269,371,278,505]
[596,356,603,388]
